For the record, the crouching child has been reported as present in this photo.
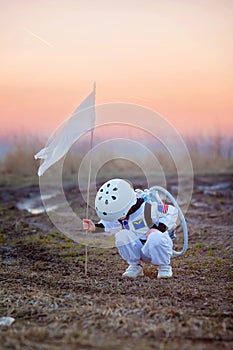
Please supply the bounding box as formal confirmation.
[83,179,178,279]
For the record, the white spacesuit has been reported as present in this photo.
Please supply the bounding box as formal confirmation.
[84,178,178,279]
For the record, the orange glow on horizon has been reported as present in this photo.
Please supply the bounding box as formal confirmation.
[0,0,232,137]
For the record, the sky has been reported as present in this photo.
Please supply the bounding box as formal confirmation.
[0,0,232,138]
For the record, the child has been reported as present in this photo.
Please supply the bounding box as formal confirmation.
[83,178,178,279]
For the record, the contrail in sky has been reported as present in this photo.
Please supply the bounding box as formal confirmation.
[24,27,54,48]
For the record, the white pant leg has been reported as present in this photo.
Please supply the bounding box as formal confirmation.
[115,229,144,266]
[141,230,173,266]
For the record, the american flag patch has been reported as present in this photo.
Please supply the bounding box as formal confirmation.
[157,204,168,214]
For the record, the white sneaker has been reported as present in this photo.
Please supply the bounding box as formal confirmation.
[122,265,144,278]
[157,265,173,279]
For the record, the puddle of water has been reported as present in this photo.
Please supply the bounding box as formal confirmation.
[192,201,209,208]
[17,192,60,215]
[27,205,59,215]
[2,257,18,264]
[197,182,231,192]
[0,317,15,326]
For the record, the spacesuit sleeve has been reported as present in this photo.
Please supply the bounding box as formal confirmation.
[151,203,178,231]
[158,205,178,230]
[98,220,122,234]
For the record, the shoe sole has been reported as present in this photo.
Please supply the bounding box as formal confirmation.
[157,274,173,279]
[122,272,144,278]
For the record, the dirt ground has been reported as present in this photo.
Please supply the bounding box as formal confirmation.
[0,173,232,350]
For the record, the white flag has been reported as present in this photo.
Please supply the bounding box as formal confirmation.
[34,84,96,176]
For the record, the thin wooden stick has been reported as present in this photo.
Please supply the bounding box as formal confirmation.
[84,128,94,277]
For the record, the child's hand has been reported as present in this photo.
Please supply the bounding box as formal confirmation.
[83,219,96,232]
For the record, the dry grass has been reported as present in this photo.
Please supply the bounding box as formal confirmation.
[185,134,233,173]
[0,133,232,183]
[0,134,44,179]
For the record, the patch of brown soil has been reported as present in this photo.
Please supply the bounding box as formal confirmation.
[0,174,232,349]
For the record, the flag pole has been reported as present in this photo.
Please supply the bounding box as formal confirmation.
[84,82,96,277]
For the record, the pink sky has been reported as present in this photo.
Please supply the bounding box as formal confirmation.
[0,0,232,137]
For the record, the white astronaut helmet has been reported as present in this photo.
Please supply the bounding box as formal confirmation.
[95,179,137,221]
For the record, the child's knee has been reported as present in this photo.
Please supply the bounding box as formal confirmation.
[115,230,130,246]
[147,230,163,246]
